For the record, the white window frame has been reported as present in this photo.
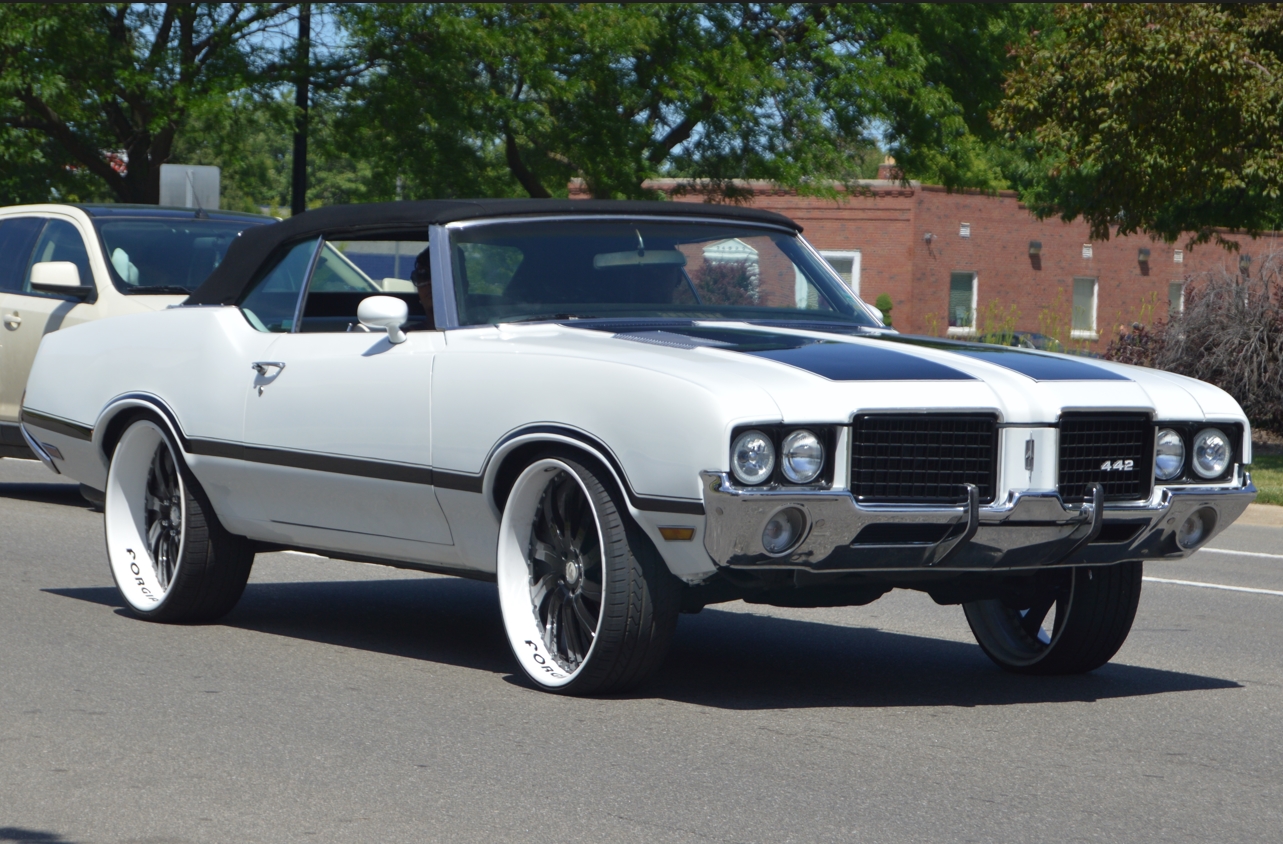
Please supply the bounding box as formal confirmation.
[946,271,978,337]
[1070,276,1099,340]
[819,249,861,296]
[1168,280,1185,315]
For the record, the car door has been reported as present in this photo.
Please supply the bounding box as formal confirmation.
[0,217,98,421]
[236,238,452,557]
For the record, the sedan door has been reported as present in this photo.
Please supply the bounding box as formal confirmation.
[235,238,453,559]
[0,217,96,421]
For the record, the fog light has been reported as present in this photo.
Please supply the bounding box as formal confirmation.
[1176,507,1218,550]
[762,507,807,555]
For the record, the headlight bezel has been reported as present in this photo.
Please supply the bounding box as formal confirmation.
[728,425,836,488]
[1152,422,1242,484]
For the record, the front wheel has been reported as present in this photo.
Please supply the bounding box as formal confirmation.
[104,415,254,623]
[963,561,1143,674]
[497,455,680,695]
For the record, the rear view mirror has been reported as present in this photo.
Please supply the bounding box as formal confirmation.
[30,261,94,298]
[357,295,409,344]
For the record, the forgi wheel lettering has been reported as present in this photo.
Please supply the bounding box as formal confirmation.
[497,455,680,695]
[103,415,255,622]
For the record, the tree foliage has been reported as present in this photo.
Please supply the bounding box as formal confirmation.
[332,3,1044,201]
[0,3,294,204]
[998,4,1283,247]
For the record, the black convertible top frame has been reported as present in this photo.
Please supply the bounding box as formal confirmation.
[184,198,802,306]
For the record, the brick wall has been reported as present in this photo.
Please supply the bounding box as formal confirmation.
[569,179,1281,351]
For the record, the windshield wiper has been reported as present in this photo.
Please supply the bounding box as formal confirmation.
[127,285,192,295]
[501,313,592,323]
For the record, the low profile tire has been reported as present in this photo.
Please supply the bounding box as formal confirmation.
[497,455,681,695]
[963,561,1143,675]
[104,415,254,623]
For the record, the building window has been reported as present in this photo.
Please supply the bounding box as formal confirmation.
[1169,281,1185,315]
[820,250,861,295]
[947,271,977,335]
[1071,276,1098,339]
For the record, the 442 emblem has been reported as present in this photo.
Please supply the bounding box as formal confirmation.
[1100,459,1135,471]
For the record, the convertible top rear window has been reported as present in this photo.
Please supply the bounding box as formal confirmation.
[449,220,878,327]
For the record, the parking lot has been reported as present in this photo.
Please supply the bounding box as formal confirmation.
[2,455,1281,843]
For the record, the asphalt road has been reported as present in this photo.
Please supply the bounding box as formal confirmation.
[2,457,1281,844]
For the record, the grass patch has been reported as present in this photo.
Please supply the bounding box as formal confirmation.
[1250,454,1283,506]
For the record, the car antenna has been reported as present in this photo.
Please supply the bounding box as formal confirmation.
[187,170,208,219]
[635,228,645,256]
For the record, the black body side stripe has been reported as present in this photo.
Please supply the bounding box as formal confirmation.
[99,395,704,516]
[19,408,94,441]
[188,438,437,486]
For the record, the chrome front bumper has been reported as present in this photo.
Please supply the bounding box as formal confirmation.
[700,470,1257,572]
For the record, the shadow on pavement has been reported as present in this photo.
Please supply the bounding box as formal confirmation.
[44,577,1241,709]
[0,481,88,508]
[0,828,77,843]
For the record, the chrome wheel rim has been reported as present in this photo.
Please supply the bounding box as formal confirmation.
[527,469,603,672]
[497,459,608,688]
[144,443,183,591]
[964,570,1074,667]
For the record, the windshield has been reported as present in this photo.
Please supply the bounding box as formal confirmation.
[95,217,268,294]
[449,220,880,327]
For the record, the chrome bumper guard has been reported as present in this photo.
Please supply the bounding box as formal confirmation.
[700,470,1257,572]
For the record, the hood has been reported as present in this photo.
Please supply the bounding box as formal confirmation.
[458,319,1248,430]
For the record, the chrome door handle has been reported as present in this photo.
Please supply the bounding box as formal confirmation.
[251,361,286,376]
[3,313,20,328]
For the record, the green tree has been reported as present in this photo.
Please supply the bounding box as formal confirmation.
[998,4,1283,247]
[333,3,1043,201]
[0,3,294,204]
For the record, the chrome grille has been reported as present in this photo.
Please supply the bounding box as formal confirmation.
[1058,413,1153,502]
[851,414,998,504]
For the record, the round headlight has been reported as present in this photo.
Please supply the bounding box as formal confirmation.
[1191,428,1231,479]
[731,430,775,485]
[780,429,825,484]
[1155,428,1185,481]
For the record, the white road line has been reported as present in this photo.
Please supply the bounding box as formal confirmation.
[1143,576,1283,597]
[282,550,326,558]
[1198,547,1283,561]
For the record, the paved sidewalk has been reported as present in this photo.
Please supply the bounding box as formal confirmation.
[1237,502,1283,527]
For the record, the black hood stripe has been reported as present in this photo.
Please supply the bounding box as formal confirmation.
[607,325,975,381]
[871,334,1130,381]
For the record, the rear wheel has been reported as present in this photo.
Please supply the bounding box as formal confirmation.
[497,455,680,695]
[963,561,1142,674]
[104,416,254,623]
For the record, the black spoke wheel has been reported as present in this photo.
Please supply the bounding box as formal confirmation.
[105,413,255,623]
[963,561,1143,675]
[497,454,681,695]
[528,470,604,672]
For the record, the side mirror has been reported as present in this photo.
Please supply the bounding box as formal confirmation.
[357,295,409,344]
[30,262,94,298]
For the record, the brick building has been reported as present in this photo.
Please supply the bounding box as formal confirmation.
[573,178,1280,351]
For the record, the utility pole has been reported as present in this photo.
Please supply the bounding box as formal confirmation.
[290,2,311,216]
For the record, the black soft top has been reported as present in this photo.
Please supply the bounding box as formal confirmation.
[184,198,802,306]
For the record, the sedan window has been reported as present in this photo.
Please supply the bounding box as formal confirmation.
[0,218,44,292]
[24,219,93,294]
[97,219,256,294]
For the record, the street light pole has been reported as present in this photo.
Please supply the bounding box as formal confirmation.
[290,2,311,216]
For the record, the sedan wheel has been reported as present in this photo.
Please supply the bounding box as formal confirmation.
[963,561,1143,674]
[497,455,680,695]
[104,415,254,623]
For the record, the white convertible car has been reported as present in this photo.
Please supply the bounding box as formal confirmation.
[19,200,1257,694]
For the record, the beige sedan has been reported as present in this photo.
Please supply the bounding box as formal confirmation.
[0,203,271,458]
